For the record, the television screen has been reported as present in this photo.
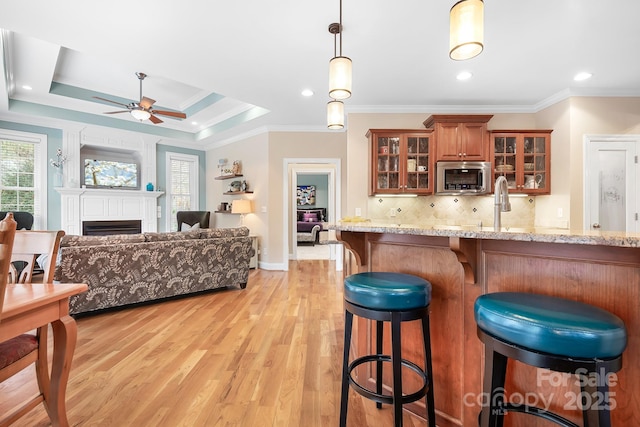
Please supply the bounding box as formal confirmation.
[84,159,139,188]
[297,185,316,206]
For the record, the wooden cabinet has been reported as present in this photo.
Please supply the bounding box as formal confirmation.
[424,114,493,161]
[367,129,434,195]
[491,130,552,194]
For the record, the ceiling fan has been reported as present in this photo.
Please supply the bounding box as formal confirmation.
[94,72,187,124]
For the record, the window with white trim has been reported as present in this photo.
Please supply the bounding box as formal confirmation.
[165,152,199,231]
[0,129,47,229]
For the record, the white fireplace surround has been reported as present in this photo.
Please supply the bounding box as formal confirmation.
[56,128,164,235]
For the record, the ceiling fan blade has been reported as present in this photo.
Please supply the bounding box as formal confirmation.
[149,114,163,124]
[152,110,187,119]
[93,96,130,108]
[139,96,156,109]
[104,110,130,114]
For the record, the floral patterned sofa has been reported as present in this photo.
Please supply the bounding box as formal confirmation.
[54,227,254,315]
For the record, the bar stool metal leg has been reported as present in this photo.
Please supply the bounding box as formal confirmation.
[376,320,383,410]
[339,310,354,427]
[421,315,437,427]
[391,312,403,426]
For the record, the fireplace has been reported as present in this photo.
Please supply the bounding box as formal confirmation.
[82,220,142,236]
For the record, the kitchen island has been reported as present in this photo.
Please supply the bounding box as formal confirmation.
[333,222,639,427]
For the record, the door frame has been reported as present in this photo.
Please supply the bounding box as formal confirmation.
[583,134,639,232]
[282,158,342,271]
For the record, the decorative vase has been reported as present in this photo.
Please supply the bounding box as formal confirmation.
[146,182,154,191]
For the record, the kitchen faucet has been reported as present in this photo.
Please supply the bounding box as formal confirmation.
[494,176,511,230]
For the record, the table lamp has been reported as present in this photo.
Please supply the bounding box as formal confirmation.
[231,199,252,225]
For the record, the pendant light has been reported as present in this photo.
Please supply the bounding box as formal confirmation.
[327,100,344,130]
[328,0,352,100]
[449,0,484,61]
[327,0,351,129]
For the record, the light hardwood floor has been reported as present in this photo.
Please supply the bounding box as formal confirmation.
[0,260,429,427]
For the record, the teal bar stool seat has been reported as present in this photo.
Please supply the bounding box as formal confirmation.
[475,292,627,427]
[339,272,436,427]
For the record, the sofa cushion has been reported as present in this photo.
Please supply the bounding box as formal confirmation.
[144,230,201,242]
[199,227,249,239]
[61,233,146,247]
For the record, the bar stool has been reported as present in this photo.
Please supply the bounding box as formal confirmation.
[475,292,627,427]
[339,272,436,427]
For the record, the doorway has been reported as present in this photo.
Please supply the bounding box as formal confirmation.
[584,135,639,232]
[283,159,342,270]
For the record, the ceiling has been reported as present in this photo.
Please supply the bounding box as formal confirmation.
[1,1,639,149]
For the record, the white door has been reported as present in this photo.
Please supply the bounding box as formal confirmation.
[584,136,639,232]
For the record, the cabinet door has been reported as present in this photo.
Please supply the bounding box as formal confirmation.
[521,133,550,194]
[371,133,403,194]
[460,123,487,160]
[405,133,432,194]
[492,131,551,194]
[435,123,460,161]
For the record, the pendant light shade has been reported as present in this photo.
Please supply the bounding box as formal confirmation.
[329,56,352,100]
[449,0,484,61]
[327,100,344,130]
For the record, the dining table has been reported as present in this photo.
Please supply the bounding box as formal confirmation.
[1,282,88,427]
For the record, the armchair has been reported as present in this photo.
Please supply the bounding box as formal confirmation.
[177,211,211,231]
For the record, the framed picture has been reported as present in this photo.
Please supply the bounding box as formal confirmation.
[297,185,316,206]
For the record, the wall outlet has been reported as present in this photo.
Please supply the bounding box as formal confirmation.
[157,206,162,218]
[355,208,361,217]
[557,207,563,218]
[390,208,396,217]
[261,206,267,213]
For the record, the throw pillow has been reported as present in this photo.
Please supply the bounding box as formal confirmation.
[181,222,201,232]
[303,213,317,222]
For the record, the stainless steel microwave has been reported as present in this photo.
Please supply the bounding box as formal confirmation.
[436,161,491,195]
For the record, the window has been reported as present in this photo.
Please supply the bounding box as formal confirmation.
[165,152,199,231]
[0,129,47,229]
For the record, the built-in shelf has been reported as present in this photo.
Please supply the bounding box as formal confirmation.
[214,210,240,214]
[215,174,243,180]
[223,191,253,195]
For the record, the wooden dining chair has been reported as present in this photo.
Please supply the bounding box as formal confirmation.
[1,227,65,425]
[0,213,17,310]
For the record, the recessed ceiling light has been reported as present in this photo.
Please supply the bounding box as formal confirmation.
[456,71,473,81]
[574,72,593,81]
[301,89,314,97]
[191,121,198,125]
[22,85,32,90]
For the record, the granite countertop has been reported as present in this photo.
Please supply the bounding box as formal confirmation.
[330,221,640,248]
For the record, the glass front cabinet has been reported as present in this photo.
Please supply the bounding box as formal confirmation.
[491,130,552,194]
[367,129,433,195]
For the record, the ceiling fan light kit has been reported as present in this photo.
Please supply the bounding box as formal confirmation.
[449,0,484,61]
[94,72,187,124]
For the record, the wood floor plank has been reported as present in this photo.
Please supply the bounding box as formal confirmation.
[0,260,429,426]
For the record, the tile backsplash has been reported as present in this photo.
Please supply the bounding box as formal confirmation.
[367,195,535,227]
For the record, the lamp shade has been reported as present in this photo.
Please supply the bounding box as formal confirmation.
[327,100,344,130]
[329,56,352,100]
[449,0,484,61]
[231,199,252,214]
[131,108,151,121]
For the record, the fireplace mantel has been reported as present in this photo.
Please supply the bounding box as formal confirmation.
[56,187,164,235]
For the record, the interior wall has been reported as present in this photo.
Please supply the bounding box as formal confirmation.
[206,130,346,269]
[534,99,571,228]
[268,131,347,269]
[296,174,329,209]
[206,132,269,261]
[568,97,640,228]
